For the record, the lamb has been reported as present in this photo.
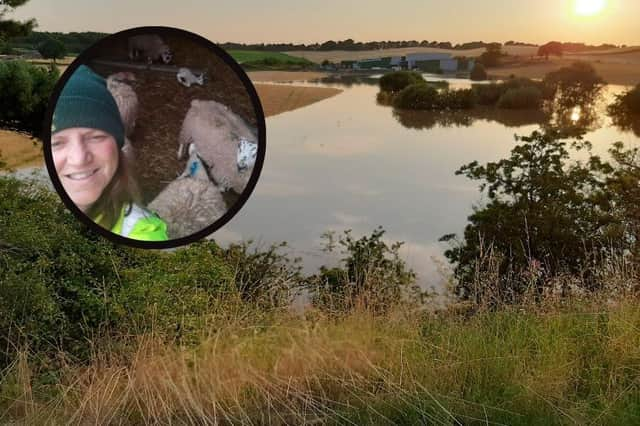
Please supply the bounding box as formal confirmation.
[128,34,172,64]
[177,99,258,194]
[148,144,228,239]
[176,67,205,87]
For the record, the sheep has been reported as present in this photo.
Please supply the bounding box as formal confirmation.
[176,67,205,87]
[148,144,228,239]
[106,72,138,137]
[177,99,258,194]
[106,72,138,164]
[128,34,172,64]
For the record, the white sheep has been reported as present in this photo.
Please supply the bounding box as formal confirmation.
[106,72,138,165]
[106,72,138,137]
[176,67,205,87]
[177,99,258,194]
[148,144,228,239]
[128,34,172,64]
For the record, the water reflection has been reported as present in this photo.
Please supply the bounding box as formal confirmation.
[388,85,620,135]
[393,107,550,130]
[609,111,640,137]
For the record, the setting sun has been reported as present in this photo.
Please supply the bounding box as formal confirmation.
[575,0,606,16]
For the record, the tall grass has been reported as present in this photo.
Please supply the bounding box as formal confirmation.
[3,293,640,424]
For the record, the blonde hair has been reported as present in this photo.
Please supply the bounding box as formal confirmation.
[87,150,141,231]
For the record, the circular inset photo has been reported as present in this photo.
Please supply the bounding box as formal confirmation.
[43,26,265,248]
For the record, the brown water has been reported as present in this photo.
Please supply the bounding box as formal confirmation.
[212,76,640,292]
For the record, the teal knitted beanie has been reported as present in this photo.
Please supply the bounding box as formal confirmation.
[52,65,125,149]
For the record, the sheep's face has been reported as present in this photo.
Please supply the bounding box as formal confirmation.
[237,139,257,172]
[161,49,173,64]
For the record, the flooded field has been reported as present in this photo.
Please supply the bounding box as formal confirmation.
[3,74,639,293]
[213,75,640,292]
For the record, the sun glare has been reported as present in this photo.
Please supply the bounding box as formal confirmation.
[575,0,606,16]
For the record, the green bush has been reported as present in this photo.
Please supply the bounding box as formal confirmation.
[393,84,475,110]
[473,83,506,105]
[0,60,59,136]
[393,83,440,109]
[497,86,543,109]
[439,88,476,109]
[379,70,425,92]
[308,227,418,314]
[470,63,488,81]
[0,177,235,366]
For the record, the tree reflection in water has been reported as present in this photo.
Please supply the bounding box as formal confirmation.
[391,88,607,133]
[607,84,640,137]
[392,107,549,130]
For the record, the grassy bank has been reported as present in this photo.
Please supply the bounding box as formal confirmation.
[3,298,640,424]
[227,50,316,70]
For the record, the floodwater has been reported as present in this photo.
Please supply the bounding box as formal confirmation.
[213,75,640,293]
[6,75,640,294]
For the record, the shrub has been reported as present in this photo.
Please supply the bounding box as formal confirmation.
[440,129,626,303]
[497,86,543,109]
[470,63,488,81]
[0,177,235,365]
[473,83,506,105]
[379,70,425,92]
[393,83,440,109]
[393,84,475,110]
[0,60,59,136]
[308,227,418,314]
[439,88,476,109]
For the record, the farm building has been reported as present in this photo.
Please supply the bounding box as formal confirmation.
[340,60,357,69]
[406,52,451,69]
[340,54,474,73]
[353,57,392,69]
[405,53,474,73]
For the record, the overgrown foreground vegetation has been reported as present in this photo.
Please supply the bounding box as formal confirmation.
[3,296,640,424]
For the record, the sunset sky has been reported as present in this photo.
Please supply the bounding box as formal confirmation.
[8,0,640,46]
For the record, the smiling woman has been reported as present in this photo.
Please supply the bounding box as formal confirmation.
[575,0,606,16]
[51,65,169,241]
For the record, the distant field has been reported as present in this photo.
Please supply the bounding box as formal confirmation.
[227,50,313,66]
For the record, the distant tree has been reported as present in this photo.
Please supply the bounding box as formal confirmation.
[37,36,66,62]
[0,60,59,136]
[543,61,605,108]
[0,0,36,42]
[538,41,563,60]
[478,43,503,67]
[470,63,488,80]
[319,40,337,51]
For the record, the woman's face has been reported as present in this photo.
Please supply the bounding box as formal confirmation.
[52,127,119,212]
